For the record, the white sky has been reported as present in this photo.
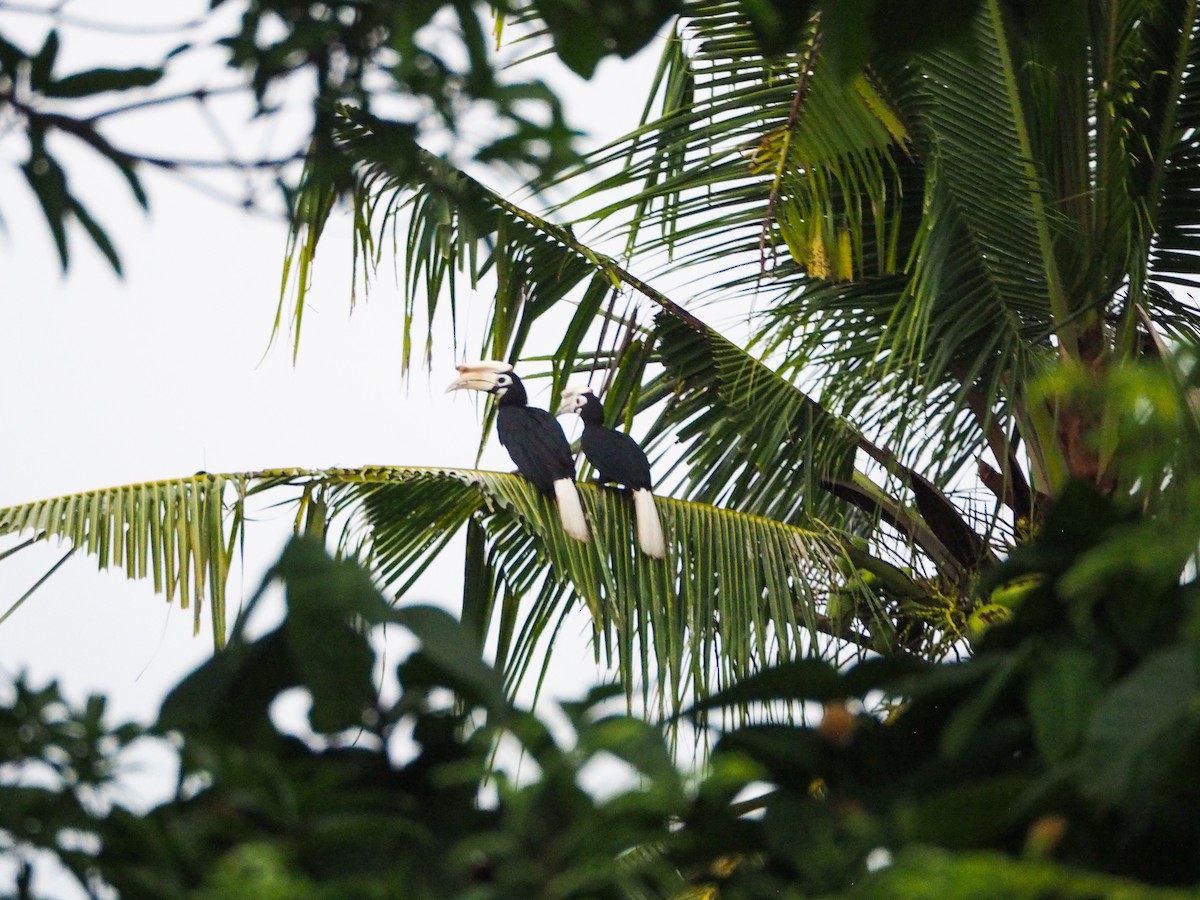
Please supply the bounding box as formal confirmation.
[0,0,663,845]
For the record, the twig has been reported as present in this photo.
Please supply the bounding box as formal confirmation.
[89,86,248,122]
[124,152,305,171]
[0,2,204,35]
[3,91,305,172]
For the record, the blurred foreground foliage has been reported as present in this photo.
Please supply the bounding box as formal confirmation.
[6,390,1200,897]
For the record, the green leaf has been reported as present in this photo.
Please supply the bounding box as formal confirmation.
[0,33,26,75]
[851,847,1192,898]
[578,714,682,789]
[714,724,825,783]
[42,66,163,98]
[940,650,1025,758]
[839,655,931,695]
[535,0,681,77]
[760,788,868,883]
[68,197,122,274]
[21,139,70,271]
[684,658,840,716]
[867,0,982,60]
[29,29,58,90]
[273,534,396,626]
[910,775,1034,847]
[460,517,495,649]
[157,631,294,741]
[393,605,508,717]
[112,155,149,209]
[160,539,387,737]
[1079,646,1200,810]
[819,0,874,80]
[685,655,924,717]
[274,538,381,733]
[1025,646,1103,765]
[741,0,815,57]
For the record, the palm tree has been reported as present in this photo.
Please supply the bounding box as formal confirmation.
[3,0,1199,713]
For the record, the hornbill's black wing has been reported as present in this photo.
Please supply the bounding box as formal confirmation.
[582,427,652,490]
[498,406,576,495]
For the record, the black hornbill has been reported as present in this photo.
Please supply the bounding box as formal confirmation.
[558,386,665,559]
[447,360,589,543]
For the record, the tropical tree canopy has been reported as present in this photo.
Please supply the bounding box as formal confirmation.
[4,0,1200,713]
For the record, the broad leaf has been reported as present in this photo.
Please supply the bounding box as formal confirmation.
[42,66,163,98]
[1079,646,1200,810]
[1024,646,1103,766]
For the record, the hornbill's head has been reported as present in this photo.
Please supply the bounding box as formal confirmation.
[446,360,522,401]
[556,385,592,414]
[558,386,603,423]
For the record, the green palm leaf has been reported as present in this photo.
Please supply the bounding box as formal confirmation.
[911,0,1065,334]
[1147,4,1200,293]
[0,467,879,711]
[0,474,240,641]
[648,312,992,579]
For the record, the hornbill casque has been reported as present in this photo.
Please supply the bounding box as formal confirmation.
[559,386,665,559]
[447,361,589,543]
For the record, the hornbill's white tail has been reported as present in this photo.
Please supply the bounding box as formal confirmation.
[554,478,590,543]
[633,488,665,559]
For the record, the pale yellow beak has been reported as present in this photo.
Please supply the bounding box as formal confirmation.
[556,389,582,415]
[456,360,512,374]
[446,360,513,394]
[556,386,593,415]
[445,371,500,394]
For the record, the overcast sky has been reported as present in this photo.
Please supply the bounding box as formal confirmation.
[0,0,661,825]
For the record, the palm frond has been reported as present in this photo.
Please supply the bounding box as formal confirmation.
[647,311,995,581]
[280,110,945,503]
[565,1,915,297]
[1148,2,1200,293]
[647,311,857,520]
[910,0,1064,336]
[0,467,891,712]
[0,474,241,644]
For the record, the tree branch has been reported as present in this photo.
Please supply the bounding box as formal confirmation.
[87,85,249,122]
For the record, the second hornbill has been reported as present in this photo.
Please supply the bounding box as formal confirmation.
[447,360,589,543]
[559,386,665,558]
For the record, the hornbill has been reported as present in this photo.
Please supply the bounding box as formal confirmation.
[558,386,665,559]
[447,360,589,543]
